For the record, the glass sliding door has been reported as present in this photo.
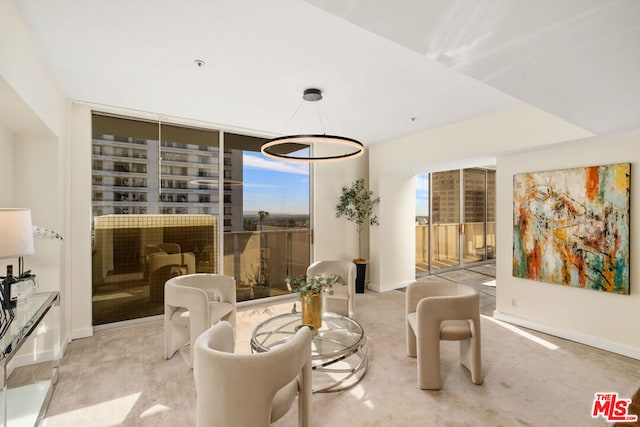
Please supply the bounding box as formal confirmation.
[430,170,460,270]
[415,167,496,274]
[462,168,487,263]
[91,114,220,325]
[222,135,310,302]
[486,170,496,260]
[415,174,429,273]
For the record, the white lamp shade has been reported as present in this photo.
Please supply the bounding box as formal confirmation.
[0,208,35,259]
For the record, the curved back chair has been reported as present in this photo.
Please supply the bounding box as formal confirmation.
[157,242,181,254]
[405,281,482,390]
[194,321,312,427]
[307,260,356,317]
[149,252,196,302]
[164,274,236,368]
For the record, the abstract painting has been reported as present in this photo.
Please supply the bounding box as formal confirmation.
[513,163,630,294]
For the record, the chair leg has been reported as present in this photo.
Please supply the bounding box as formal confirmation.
[417,336,442,390]
[406,322,417,358]
[459,338,483,385]
[165,318,188,361]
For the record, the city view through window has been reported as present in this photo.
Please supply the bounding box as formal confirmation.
[416,168,496,274]
[91,114,310,325]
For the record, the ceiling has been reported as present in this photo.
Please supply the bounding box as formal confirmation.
[12,0,640,146]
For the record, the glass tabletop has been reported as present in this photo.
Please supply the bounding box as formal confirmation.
[0,292,59,360]
[251,311,366,363]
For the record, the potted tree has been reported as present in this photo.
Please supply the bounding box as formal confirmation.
[335,178,380,293]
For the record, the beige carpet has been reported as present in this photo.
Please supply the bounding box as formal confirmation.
[42,288,640,426]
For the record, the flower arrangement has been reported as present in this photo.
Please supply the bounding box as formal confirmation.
[285,274,346,304]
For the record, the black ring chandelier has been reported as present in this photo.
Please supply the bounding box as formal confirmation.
[260,88,364,163]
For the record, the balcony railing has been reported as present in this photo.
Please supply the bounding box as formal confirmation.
[416,221,496,272]
[91,215,309,325]
[224,228,310,302]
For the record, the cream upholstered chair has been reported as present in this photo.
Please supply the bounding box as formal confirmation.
[406,281,482,390]
[194,321,312,427]
[306,260,356,317]
[164,274,236,368]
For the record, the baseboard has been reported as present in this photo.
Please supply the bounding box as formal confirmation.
[493,310,640,361]
[93,314,163,333]
[368,279,414,293]
[10,349,56,370]
[71,327,94,340]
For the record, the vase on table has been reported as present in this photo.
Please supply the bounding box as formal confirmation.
[301,292,322,331]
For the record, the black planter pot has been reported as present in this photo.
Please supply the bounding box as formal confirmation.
[355,263,367,293]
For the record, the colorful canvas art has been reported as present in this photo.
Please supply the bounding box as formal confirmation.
[513,163,630,294]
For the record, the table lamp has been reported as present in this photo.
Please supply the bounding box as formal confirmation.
[0,208,35,275]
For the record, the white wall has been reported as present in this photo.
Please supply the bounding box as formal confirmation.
[312,144,368,263]
[14,134,63,294]
[368,171,415,292]
[494,135,640,359]
[0,0,65,139]
[68,104,93,338]
[0,125,15,203]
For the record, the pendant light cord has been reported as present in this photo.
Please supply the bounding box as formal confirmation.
[279,99,305,134]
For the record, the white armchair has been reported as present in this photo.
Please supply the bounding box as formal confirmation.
[307,260,356,317]
[406,281,482,390]
[164,274,236,368]
[194,321,312,427]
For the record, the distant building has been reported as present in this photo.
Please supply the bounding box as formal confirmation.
[430,169,495,224]
[91,134,243,231]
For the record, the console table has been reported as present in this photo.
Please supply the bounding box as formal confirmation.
[0,292,60,426]
[251,311,367,393]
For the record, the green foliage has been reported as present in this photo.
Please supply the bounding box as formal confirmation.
[285,274,346,304]
[243,218,256,231]
[335,178,380,229]
[335,178,380,259]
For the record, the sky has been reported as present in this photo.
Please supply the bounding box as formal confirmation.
[416,173,429,217]
[242,153,428,216]
[242,151,310,215]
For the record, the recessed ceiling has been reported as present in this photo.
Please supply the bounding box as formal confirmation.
[13,0,640,146]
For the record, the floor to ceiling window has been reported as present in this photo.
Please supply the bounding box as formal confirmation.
[91,113,310,325]
[222,135,310,302]
[415,168,495,275]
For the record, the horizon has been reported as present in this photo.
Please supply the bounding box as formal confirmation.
[242,151,310,215]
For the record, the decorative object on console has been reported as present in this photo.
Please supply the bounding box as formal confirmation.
[513,163,630,294]
[0,208,35,336]
[286,273,345,331]
[335,178,380,293]
[2,265,18,310]
[0,209,35,306]
[261,88,364,162]
[32,225,64,241]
